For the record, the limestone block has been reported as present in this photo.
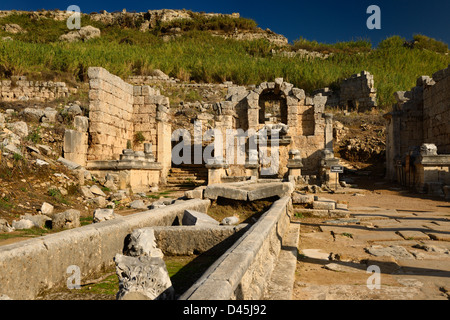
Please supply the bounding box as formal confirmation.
[182,209,219,226]
[0,219,14,233]
[12,219,35,230]
[6,121,28,138]
[93,208,120,223]
[40,202,54,215]
[63,130,87,154]
[74,116,89,132]
[51,209,80,230]
[312,201,336,210]
[20,214,51,228]
[292,192,314,205]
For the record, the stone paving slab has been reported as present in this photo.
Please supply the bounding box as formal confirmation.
[350,214,390,221]
[319,225,368,236]
[353,231,404,242]
[422,222,450,232]
[397,230,431,241]
[426,232,450,241]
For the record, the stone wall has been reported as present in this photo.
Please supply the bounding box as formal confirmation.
[180,196,292,300]
[88,67,135,161]
[339,71,377,112]
[385,65,450,191]
[86,67,170,163]
[423,67,450,154]
[0,76,74,102]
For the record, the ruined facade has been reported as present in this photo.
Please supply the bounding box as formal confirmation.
[339,71,377,112]
[63,69,338,190]
[208,78,337,185]
[385,65,450,196]
[64,67,172,192]
[315,71,377,112]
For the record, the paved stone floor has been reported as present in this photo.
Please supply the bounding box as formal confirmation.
[292,190,450,300]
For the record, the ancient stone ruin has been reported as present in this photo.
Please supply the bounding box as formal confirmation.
[63,68,341,193]
[385,65,450,197]
[315,71,377,112]
[63,67,172,193]
[0,76,76,102]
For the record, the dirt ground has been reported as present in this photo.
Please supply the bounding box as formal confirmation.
[292,175,450,300]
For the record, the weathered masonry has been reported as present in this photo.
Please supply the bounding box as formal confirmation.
[63,67,172,192]
[208,78,339,186]
[63,69,341,189]
[384,65,450,197]
[0,76,76,102]
[314,71,377,112]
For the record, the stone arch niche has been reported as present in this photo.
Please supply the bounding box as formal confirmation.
[212,78,334,181]
[258,88,288,125]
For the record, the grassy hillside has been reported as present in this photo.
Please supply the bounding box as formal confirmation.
[0,13,449,108]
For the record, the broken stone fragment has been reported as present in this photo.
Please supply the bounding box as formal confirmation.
[90,185,106,197]
[182,209,219,226]
[292,192,314,205]
[91,196,107,208]
[220,216,239,225]
[6,121,28,138]
[11,219,35,230]
[0,219,14,233]
[123,228,163,259]
[80,186,95,199]
[20,214,52,228]
[52,209,80,230]
[40,202,54,215]
[129,200,148,210]
[93,208,119,223]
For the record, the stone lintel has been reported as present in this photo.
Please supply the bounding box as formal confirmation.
[86,160,163,171]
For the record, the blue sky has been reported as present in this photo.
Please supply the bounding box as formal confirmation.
[1,0,449,46]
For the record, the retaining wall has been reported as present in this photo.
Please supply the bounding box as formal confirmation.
[0,77,74,102]
[180,196,293,300]
[0,199,210,300]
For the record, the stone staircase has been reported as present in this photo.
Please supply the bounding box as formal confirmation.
[166,165,208,187]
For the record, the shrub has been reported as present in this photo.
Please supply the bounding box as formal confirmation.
[133,131,145,144]
[378,36,406,50]
[412,34,448,54]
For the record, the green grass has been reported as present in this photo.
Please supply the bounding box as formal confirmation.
[47,188,69,205]
[80,216,93,226]
[0,13,449,108]
[77,273,118,296]
[0,226,52,240]
[342,233,353,239]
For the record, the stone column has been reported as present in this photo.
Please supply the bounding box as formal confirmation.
[63,116,89,166]
[157,122,171,184]
[324,113,334,151]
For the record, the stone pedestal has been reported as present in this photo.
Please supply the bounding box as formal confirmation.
[87,149,162,193]
[244,162,259,178]
[320,149,340,186]
[205,159,229,185]
[413,144,450,195]
[287,149,303,184]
